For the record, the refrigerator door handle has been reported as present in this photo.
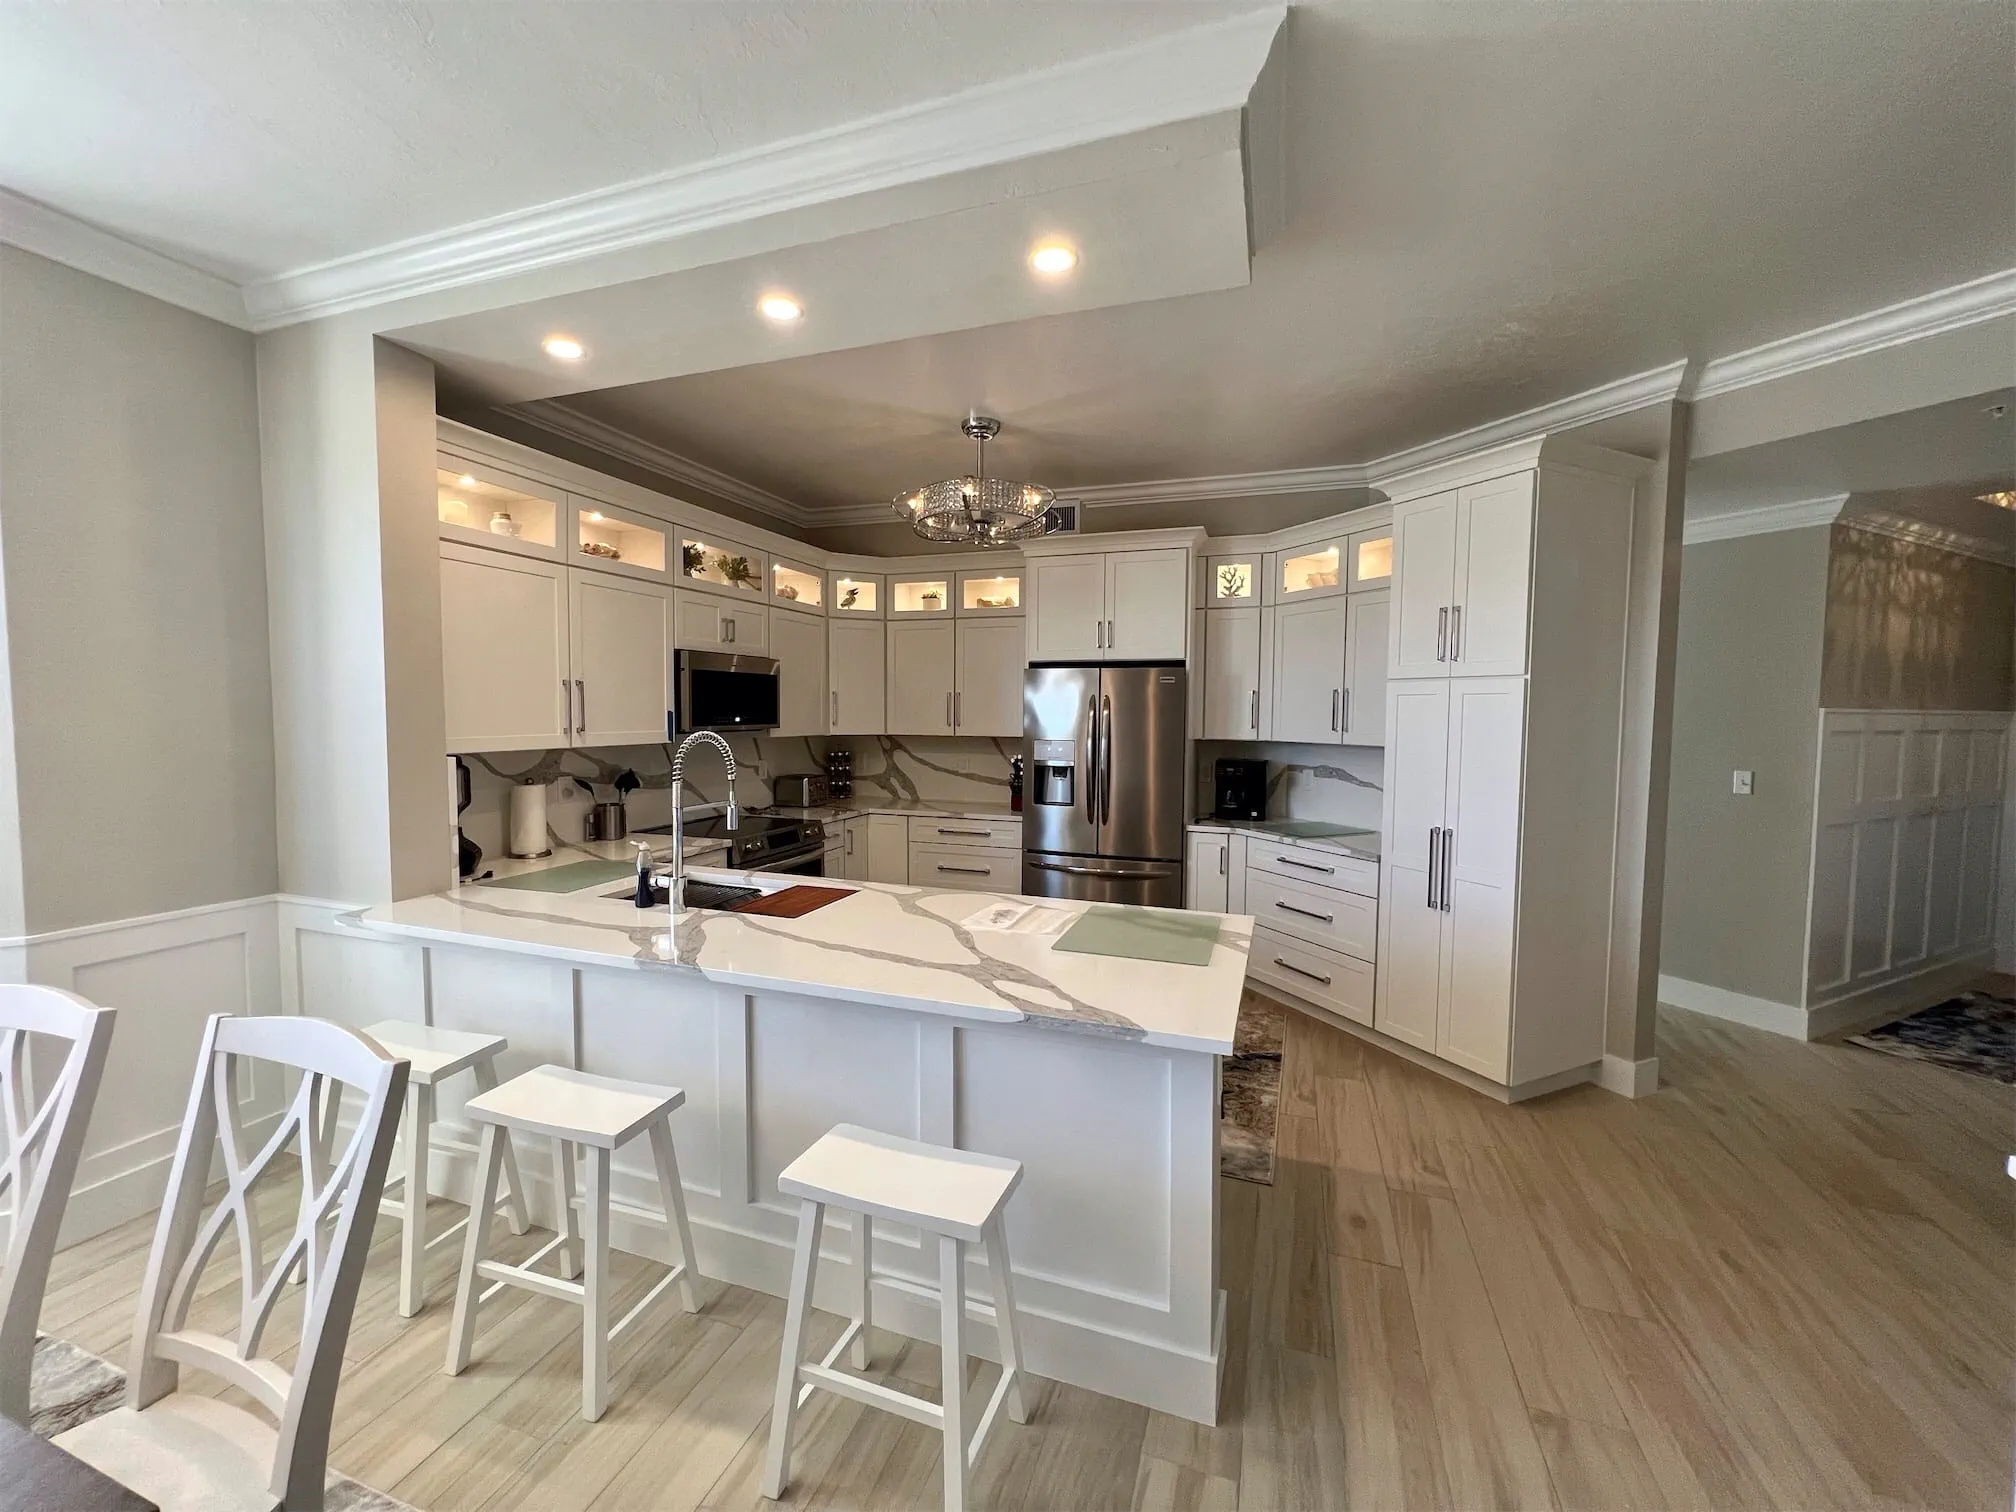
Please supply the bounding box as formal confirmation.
[1028,859,1178,878]
[1084,694,1099,826]
[1099,693,1114,833]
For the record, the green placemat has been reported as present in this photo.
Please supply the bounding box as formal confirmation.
[1052,905,1222,966]
[477,859,632,893]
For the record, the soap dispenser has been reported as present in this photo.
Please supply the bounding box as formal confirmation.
[631,841,658,909]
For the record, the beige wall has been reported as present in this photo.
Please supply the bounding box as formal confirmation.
[1820,524,2016,711]
[1660,525,1832,1006]
[0,246,276,933]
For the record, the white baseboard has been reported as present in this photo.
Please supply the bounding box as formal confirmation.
[1805,951,1997,1039]
[1657,974,1808,1037]
[1597,1053,1661,1098]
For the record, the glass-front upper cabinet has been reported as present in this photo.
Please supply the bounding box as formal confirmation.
[1278,538,1346,600]
[890,574,952,616]
[680,533,767,595]
[828,570,883,617]
[1348,527,1393,589]
[436,459,562,557]
[772,557,825,611]
[572,499,668,580]
[957,568,1023,616]
[1206,555,1258,605]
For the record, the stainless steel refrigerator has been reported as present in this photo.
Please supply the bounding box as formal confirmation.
[1021,664,1188,907]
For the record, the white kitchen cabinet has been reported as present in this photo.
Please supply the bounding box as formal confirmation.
[569,572,672,746]
[1342,590,1389,745]
[1277,537,1348,602]
[828,619,886,734]
[674,591,767,653]
[838,817,869,881]
[1185,831,1230,912]
[1026,554,1106,662]
[887,620,956,735]
[441,544,571,753]
[865,814,908,885]
[1373,681,1449,1053]
[1347,526,1394,590]
[954,619,1025,736]
[957,567,1024,617]
[1389,474,1533,680]
[1201,608,1263,740]
[1270,597,1348,745]
[1390,489,1459,678]
[769,606,827,739]
[1026,543,1193,663]
[1205,555,1259,607]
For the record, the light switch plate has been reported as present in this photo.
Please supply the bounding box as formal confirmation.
[1732,769,1754,795]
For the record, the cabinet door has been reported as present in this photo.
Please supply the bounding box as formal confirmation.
[770,609,827,739]
[1390,489,1458,679]
[828,619,886,735]
[865,814,908,885]
[672,591,727,651]
[1270,598,1348,745]
[955,619,1025,737]
[570,571,671,747]
[1374,680,1449,1052]
[841,818,869,881]
[1027,554,1107,662]
[440,545,570,753]
[1341,590,1389,745]
[1105,548,1190,660]
[1201,608,1263,740]
[1185,832,1230,912]
[887,620,956,735]
[1436,678,1525,1081]
[722,603,768,653]
[1449,473,1534,678]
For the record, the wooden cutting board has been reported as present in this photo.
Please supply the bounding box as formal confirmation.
[728,885,853,918]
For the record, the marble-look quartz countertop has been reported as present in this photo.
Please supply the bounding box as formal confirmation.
[357,865,1249,1055]
[469,832,729,885]
[1187,818,1382,863]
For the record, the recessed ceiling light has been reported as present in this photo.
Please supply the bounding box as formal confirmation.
[542,335,585,361]
[457,473,477,487]
[1029,242,1078,276]
[758,294,804,322]
[585,511,606,523]
[1976,490,2016,510]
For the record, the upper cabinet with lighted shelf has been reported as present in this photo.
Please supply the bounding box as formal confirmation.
[771,557,824,613]
[890,573,953,617]
[679,532,767,599]
[957,567,1023,617]
[570,499,668,584]
[436,459,562,559]
[1205,555,1258,606]
[828,570,883,618]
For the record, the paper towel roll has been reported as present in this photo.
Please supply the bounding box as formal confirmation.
[507,780,551,858]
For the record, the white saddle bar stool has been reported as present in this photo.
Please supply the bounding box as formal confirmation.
[443,1064,703,1421]
[359,1020,530,1317]
[761,1124,1031,1512]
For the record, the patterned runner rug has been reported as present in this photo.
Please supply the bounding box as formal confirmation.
[1847,988,2016,1084]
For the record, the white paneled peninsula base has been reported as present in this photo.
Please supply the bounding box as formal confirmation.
[340,868,1249,1424]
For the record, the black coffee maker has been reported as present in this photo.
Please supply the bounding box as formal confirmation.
[1213,758,1267,821]
[455,757,483,880]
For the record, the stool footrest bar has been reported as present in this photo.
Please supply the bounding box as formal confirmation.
[608,1264,687,1343]
[796,1363,944,1430]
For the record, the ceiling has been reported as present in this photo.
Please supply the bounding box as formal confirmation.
[0,1,1244,282]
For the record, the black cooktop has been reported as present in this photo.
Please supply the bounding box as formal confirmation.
[632,813,824,868]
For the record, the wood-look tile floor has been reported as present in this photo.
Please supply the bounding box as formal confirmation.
[44,995,2011,1510]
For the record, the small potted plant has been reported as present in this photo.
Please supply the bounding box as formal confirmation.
[719,554,757,589]
[681,543,706,577]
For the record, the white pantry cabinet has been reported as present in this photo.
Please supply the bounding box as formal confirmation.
[769,606,827,739]
[1025,538,1196,663]
[828,619,887,735]
[1389,472,1534,680]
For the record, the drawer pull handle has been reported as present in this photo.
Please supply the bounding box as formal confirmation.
[935,864,990,875]
[1274,900,1334,924]
[1273,958,1332,986]
[935,827,992,837]
[1274,855,1336,874]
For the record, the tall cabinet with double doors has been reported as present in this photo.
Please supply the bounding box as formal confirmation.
[1374,437,1646,1093]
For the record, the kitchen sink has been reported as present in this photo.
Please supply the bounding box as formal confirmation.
[602,877,765,910]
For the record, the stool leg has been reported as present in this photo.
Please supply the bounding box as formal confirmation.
[473,1058,531,1236]
[397,1082,432,1318]
[581,1146,612,1421]
[939,1234,969,1512]
[646,1119,701,1312]
[551,1138,583,1279]
[444,1122,504,1376]
[852,1213,872,1369]
[983,1218,1029,1424]
[761,1198,825,1501]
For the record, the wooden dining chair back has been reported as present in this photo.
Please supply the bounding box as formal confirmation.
[0,985,115,1426]
[57,1014,406,1512]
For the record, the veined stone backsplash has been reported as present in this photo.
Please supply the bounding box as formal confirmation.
[1195,741,1384,831]
[839,735,1016,806]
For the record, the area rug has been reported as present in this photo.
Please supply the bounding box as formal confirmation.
[31,1335,419,1511]
[1847,989,2016,1085]
[1221,989,1286,1185]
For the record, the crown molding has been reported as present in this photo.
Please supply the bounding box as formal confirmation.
[506,399,815,528]
[1688,267,2016,401]
[237,8,1286,329]
[1839,507,2016,567]
[1065,462,1374,511]
[1683,494,1848,545]
[0,187,249,328]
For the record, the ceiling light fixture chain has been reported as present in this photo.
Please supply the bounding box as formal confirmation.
[893,413,1054,546]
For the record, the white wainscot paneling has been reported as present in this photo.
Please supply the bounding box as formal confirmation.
[579,966,728,1201]
[1807,710,2010,1011]
[427,942,575,1132]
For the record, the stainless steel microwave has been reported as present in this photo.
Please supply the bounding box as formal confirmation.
[675,650,780,734]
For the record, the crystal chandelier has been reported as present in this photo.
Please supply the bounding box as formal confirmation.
[892,415,1054,545]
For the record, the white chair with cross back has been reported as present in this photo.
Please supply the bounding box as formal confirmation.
[54,1014,408,1512]
[0,985,116,1428]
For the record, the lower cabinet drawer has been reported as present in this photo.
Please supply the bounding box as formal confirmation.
[1248,926,1374,1026]
[1245,843,1379,899]
[908,844,1020,892]
[1244,870,1377,958]
[909,815,1023,849]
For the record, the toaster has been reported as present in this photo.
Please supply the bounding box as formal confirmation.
[771,773,831,808]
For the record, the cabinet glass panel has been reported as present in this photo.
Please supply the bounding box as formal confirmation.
[681,536,763,593]
[1280,544,1342,596]
[1210,559,1256,602]
[773,560,824,608]
[891,577,952,614]
[959,573,1022,612]
[832,575,880,614]
[577,507,666,572]
[1354,534,1393,586]
[437,468,558,548]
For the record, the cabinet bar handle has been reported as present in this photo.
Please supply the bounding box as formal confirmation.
[1250,688,1259,731]
[935,864,990,875]
[1450,605,1461,662]
[1437,606,1448,662]
[1107,618,1115,647]
[1273,958,1332,987]
[1095,621,1104,649]
[954,691,961,728]
[1274,855,1335,874]
[1274,900,1335,924]
[936,827,991,837]
[946,692,954,728]
[562,680,572,738]
[1331,689,1340,731]
[575,679,585,733]
[831,691,839,726]
[1440,826,1454,912]
[1218,845,1227,876]
[1427,826,1442,909]
[1343,688,1351,730]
